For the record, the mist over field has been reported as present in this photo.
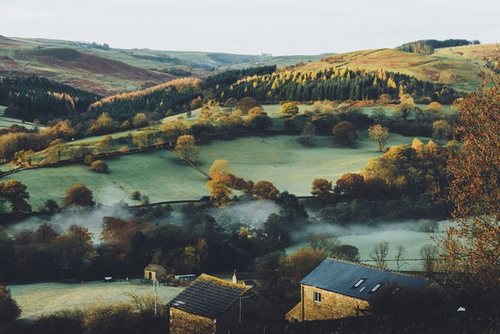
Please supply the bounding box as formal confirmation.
[5,204,132,243]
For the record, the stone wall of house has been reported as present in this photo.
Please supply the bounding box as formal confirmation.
[169,307,216,334]
[144,270,156,280]
[286,285,369,321]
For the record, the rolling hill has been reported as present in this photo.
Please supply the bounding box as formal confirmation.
[0,36,327,95]
[291,44,498,92]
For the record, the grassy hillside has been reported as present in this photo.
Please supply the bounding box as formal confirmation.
[293,44,498,91]
[0,38,175,95]
[7,131,427,208]
[0,36,327,95]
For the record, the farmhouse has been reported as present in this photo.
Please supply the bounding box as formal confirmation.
[286,258,429,321]
[144,264,167,281]
[169,274,283,334]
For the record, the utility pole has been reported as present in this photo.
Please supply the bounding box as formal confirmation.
[153,280,159,316]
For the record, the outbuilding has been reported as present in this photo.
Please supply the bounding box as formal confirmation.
[144,264,168,281]
[169,273,283,334]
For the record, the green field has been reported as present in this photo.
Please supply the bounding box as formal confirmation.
[8,281,184,320]
[8,132,426,209]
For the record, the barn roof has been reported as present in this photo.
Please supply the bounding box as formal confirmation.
[144,264,167,273]
[301,258,429,301]
[169,274,251,319]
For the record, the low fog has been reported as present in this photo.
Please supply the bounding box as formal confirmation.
[5,205,132,243]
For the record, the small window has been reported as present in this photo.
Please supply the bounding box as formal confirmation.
[313,291,322,303]
[352,278,366,288]
[370,283,382,293]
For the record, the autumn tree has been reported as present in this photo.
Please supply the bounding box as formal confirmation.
[444,69,499,286]
[432,120,452,140]
[90,160,108,173]
[280,102,299,117]
[251,181,279,200]
[62,183,95,207]
[368,124,390,152]
[283,247,326,285]
[427,101,443,112]
[0,180,31,216]
[132,112,148,128]
[89,113,116,135]
[98,135,113,156]
[132,132,153,150]
[209,159,230,177]
[332,121,357,147]
[175,134,198,163]
[394,96,416,121]
[311,178,333,201]
[161,120,186,146]
[207,160,232,206]
[245,110,272,133]
[335,173,366,200]
[235,97,260,114]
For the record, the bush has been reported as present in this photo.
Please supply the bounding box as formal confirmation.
[83,154,96,165]
[83,304,138,334]
[63,183,95,207]
[90,160,108,173]
[131,191,142,201]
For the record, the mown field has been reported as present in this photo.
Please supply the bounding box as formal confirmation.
[7,131,427,209]
[8,281,184,320]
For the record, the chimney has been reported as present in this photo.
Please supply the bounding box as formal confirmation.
[232,270,237,284]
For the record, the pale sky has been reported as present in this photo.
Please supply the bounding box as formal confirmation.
[2,0,499,55]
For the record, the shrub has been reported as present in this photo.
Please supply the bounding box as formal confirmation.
[83,154,96,165]
[131,191,142,201]
[63,183,95,207]
[90,160,108,173]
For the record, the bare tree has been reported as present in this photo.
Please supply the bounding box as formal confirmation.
[420,244,439,275]
[394,245,406,271]
[370,241,389,269]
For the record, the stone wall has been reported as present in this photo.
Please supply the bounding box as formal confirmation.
[169,307,216,334]
[286,285,369,321]
[144,270,156,280]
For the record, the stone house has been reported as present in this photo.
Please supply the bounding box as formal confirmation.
[286,258,429,321]
[169,273,283,334]
[144,263,168,281]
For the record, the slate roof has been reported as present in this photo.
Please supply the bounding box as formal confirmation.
[169,274,251,319]
[301,258,429,301]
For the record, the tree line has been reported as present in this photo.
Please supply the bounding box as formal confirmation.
[0,75,100,122]
[397,39,480,54]
[211,67,456,104]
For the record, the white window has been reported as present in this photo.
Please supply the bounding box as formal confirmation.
[313,291,322,303]
[352,278,366,288]
[370,283,382,293]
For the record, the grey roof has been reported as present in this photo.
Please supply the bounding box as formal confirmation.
[300,258,429,301]
[169,274,251,319]
[144,264,167,273]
